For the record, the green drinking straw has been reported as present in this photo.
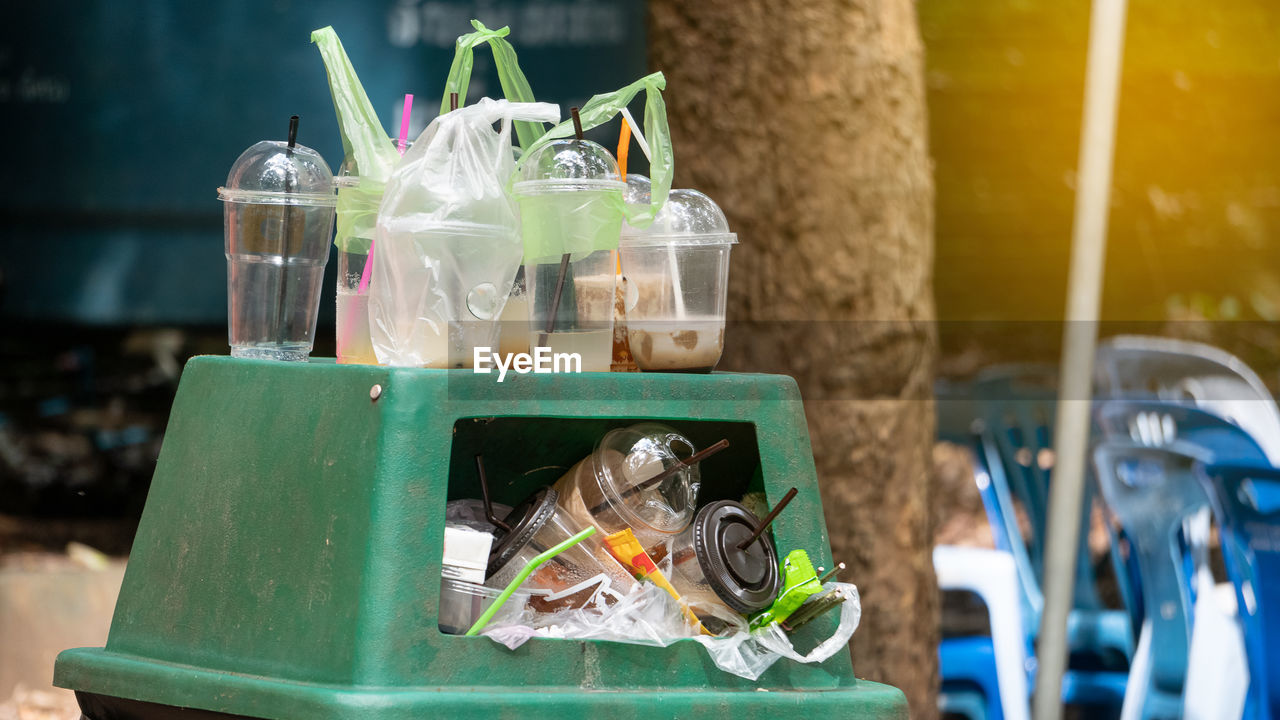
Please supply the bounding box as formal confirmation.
[465,526,597,637]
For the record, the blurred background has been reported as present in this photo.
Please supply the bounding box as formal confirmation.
[2,1,1279,718]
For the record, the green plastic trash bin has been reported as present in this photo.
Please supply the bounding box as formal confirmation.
[54,356,907,719]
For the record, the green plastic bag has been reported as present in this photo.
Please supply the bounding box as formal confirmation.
[311,26,401,253]
[518,72,673,230]
[750,549,825,630]
[440,20,546,151]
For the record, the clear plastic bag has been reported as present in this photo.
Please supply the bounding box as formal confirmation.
[480,581,862,681]
[369,98,560,367]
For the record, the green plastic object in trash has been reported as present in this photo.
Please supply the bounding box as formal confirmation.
[54,356,907,719]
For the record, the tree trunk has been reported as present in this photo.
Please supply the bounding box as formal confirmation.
[648,2,938,716]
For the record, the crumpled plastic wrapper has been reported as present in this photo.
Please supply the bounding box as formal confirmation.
[480,580,861,681]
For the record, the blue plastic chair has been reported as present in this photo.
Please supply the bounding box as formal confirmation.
[1096,336,1280,465]
[936,546,1031,720]
[1097,400,1272,468]
[1197,463,1280,720]
[941,637,1001,720]
[934,371,1130,716]
[1092,440,1213,720]
[1097,398,1271,622]
[972,367,1135,669]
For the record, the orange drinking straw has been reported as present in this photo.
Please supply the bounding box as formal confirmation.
[615,121,632,276]
[616,120,631,182]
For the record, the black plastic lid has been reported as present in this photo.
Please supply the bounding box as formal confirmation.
[692,500,781,614]
[487,487,559,578]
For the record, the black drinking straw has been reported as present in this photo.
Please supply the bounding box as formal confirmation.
[450,92,459,111]
[276,115,300,346]
[737,487,798,550]
[475,455,512,533]
[537,107,585,348]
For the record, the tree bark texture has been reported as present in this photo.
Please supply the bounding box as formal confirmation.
[648,2,939,716]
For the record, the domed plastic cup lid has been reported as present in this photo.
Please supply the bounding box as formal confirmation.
[487,486,559,578]
[218,140,337,207]
[514,138,626,194]
[621,186,738,246]
[692,500,781,614]
[593,423,700,535]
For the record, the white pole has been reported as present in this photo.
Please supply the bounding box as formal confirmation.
[1033,1,1128,719]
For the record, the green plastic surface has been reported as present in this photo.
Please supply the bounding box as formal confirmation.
[54,357,906,719]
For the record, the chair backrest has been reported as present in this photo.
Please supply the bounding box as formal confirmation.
[1096,399,1271,468]
[973,365,1112,613]
[1096,336,1280,464]
[1095,398,1268,628]
[970,432,1044,643]
[1197,464,1280,720]
[1093,441,1211,714]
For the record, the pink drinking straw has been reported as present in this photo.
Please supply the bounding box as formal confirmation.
[357,94,413,296]
[397,93,414,153]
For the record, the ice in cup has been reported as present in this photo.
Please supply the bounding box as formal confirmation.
[550,423,700,557]
[513,139,626,372]
[486,487,635,612]
[619,185,738,373]
[218,136,337,362]
[667,500,781,634]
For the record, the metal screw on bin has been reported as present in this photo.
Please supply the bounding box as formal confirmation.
[370,384,383,401]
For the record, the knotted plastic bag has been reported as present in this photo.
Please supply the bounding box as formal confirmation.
[517,71,673,231]
[369,98,560,367]
[311,26,401,254]
[440,20,546,151]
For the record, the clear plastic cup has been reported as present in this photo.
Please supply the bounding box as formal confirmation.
[550,423,700,556]
[438,578,541,635]
[335,248,376,364]
[667,500,780,634]
[218,140,336,362]
[514,139,626,372]
[485,487,634,612]
[620,186,737,373]
[497,267,531,358]
[333,157,380,365]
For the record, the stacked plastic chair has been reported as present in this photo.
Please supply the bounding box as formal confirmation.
[1095,335,1280,720]
[1199,463,1280,719]
[935,545,1030,720]
[933,367,1133,720]
[971,367,1134,710]
[1092,405,1219,720]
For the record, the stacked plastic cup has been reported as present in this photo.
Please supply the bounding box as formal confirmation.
[513,139,626,372]
[620,186,738,373]
[218,134,337,362]
[550,423,700,555]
